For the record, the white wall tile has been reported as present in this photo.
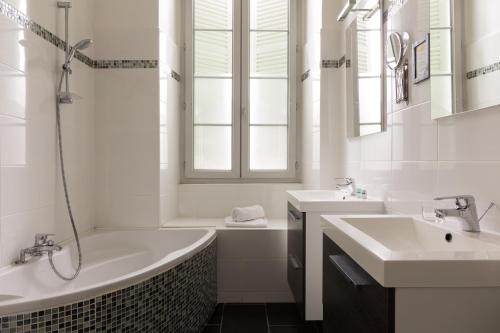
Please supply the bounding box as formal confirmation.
[392,102,437,161]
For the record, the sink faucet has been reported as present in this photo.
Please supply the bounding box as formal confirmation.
[335,177,356,196]
[14,234,62,265]
[433,195,495,232]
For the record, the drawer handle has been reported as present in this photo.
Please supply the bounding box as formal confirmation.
[288,254,302,270]
[329,255,373,287]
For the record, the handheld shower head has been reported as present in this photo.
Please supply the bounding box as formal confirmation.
[65,38,93,66]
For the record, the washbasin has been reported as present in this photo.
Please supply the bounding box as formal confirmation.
[322,215,500,287]
[287,190,384,212]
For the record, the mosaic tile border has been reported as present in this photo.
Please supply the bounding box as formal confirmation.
[321,59,339,69]
[300,69,310,82]
[170,69,182,82]
[0,0,158,70]
[321,55,347,69]
[0,240,217,332]
[466,61,500,80]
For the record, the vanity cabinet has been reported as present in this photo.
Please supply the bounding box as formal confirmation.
[286,191,384,321]
[323,234,394,333]
[287,203,306,319]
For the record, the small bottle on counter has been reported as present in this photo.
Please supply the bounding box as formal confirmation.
[362,189,367,200]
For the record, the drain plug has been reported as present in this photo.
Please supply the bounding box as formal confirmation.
[445,233,452,242]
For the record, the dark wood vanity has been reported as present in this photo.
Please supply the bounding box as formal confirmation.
[323,234,395,333]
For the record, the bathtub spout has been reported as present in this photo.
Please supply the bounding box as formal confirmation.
[13,234,62,265]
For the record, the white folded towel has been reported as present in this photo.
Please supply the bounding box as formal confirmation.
[231,205,266,222]
[224,216,268,228]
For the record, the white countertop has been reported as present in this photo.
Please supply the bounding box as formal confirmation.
[322,214,500,287]
[162,217,287,230]
[287,190,384,212]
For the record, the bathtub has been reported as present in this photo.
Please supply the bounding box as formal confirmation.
[0,228,217,332]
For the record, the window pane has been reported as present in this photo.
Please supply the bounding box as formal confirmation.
[358,78,381,123]
[194,78,232,124]
[250,126,287,170]
[360,124,382,136]
[194,0,233,30]
[250,0,288,31]
[250,31,288,77]
[430,29,451,75]
[194,126,232,170]
[357,30,381,76]
[195,31,232,77]
[250,79,288,124]
[430,0,450,28]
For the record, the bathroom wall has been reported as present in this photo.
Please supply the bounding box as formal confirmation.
[93,0,161,229]
[0,0,96,266]
[330,0,500,233]
[178,183,302,219]
[159,0,182,224]
[299,0,322,189]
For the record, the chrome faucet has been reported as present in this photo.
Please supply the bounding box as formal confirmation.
[434,195,495,233]
[335,177,356,196]
[14,234,62,265]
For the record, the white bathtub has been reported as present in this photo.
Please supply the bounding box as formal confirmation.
[0,228,216,316]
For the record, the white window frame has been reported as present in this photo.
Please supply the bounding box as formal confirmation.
[183,0,298,182]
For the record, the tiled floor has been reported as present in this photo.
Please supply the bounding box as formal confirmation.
[203,303,322,333]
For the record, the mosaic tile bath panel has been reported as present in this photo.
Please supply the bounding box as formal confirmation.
[0,240,217,333]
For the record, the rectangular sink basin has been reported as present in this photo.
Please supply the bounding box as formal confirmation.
[322,215,500,287]
[287,190,384,212]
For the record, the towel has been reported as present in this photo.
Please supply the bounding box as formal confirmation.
[231,205,266,222]
[225,216,268,228]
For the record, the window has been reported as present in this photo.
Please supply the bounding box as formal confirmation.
[185,0,297,181]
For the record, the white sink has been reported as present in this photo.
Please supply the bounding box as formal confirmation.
[322,215,500,287]
[287,190,384,212]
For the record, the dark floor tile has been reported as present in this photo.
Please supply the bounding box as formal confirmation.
[208,304,224,325]
[202,325,220,333]
[269,324,318,333]
[221,304,268,333]
[266,303,301,325]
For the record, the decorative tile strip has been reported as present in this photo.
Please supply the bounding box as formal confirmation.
[321,59,339,69]
[0,0,158,70]
[466,61,500,80]
[170,69,182,82]
[0,239,217,332]
[93,59,159,69]
[339,55,346,68]
[321,55,347,69]
[300,69,311,82]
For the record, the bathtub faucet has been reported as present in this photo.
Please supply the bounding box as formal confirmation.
[14,234,62,265]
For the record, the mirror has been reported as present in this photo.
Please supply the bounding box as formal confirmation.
[431,0,500,118]
[386,32,410,70]
[345,0,385,137]
[386,32,403,70]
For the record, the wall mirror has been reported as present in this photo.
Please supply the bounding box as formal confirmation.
[345,0,385,137]
[386,32,409,70]
[431,0,500,118]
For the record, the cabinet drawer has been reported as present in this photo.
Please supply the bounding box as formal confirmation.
[323,234,394,333]
[287,203,305,320]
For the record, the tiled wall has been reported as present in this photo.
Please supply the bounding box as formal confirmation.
[0,0,96,267]
[94,0,183,228]
[178,183,303,219]
[299,0,322,189]
[328,0,500,233]
[159,0,182,224]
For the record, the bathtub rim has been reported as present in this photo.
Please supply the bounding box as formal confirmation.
[0,227,216,316]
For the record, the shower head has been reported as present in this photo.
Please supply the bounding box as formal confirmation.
[65,38,93,66]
